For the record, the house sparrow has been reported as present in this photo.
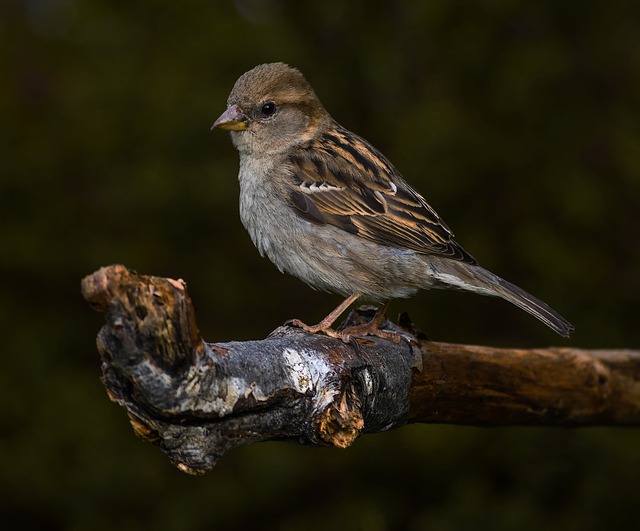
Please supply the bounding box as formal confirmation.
[213,62,573,340]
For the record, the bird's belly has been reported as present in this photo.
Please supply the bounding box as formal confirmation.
[240,188,425,300]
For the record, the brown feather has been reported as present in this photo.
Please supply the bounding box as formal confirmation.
[287,123,477,264]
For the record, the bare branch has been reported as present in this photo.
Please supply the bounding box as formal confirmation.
[409,342,640,426]
[81,265,640,474]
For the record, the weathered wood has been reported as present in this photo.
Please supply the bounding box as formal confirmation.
[410,343,640,426]
[81,265,640,474]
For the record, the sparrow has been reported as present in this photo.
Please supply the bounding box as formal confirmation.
[213,62,573,341]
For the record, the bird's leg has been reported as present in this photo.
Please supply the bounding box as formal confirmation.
[288,297,404,344]
[287,294,360,336]
[339,300,402,343]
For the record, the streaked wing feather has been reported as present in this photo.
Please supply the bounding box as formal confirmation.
[287,124,477,264]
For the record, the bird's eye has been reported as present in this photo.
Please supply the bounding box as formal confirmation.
[260,102,277,116]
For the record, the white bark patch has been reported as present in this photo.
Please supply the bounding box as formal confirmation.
[361,367,373,395]
[179,365,264,417]
[282,348,337,410]
[282,347,326,393]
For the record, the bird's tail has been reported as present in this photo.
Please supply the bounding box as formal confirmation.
[428,259,574,337]
[489,274,574,337]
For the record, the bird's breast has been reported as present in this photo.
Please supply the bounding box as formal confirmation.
[237,156,288,257]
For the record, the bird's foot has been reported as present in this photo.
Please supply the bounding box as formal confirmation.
[286,300,409,345]
[286,317,409,347]
[283,319,370,355]
[337,301,403,343]
[338,305,420,346]
[285,318,353,343]
[340,321,404,343]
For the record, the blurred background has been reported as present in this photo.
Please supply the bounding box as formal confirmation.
[2,0,639,529]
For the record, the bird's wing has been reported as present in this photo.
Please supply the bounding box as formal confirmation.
[286,125,477,264]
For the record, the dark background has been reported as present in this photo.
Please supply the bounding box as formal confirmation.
[2,1,639,530]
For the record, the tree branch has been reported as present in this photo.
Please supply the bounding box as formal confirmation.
[81,265,640,474]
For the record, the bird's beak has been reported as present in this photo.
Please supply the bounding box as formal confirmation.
[212,104,249,131]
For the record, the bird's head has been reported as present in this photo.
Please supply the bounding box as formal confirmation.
[213,62,330,155]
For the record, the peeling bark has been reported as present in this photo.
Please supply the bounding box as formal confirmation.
[81,265,640,474]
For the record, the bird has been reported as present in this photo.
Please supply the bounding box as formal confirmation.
[212,62,573,341]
